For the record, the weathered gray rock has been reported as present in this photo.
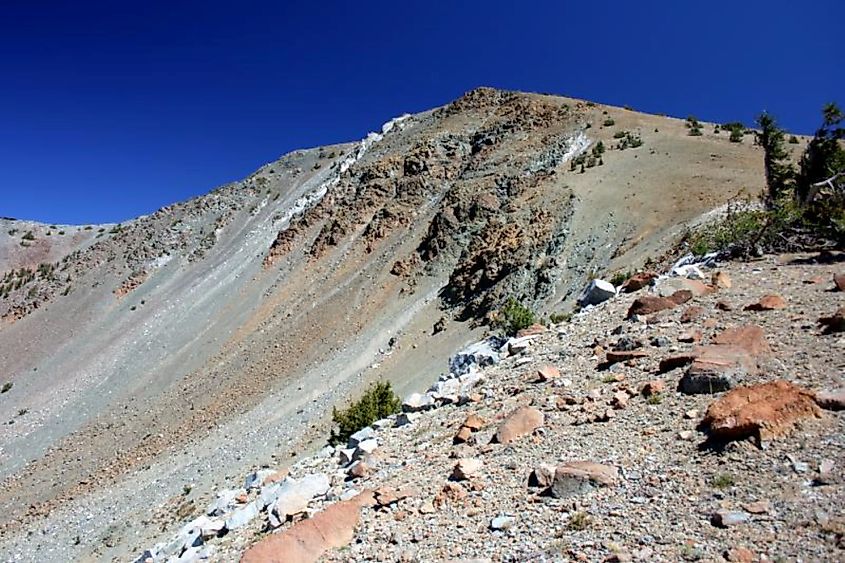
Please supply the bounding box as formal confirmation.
[347,427,376,448]
[578,279,617,307]
[490,515,516,530]
[394,412,420,427]
[449,337,503,376]
[224,501,259,531]
[206,489,239,517]
[270,473,330,522]
[711,509,750,527]
[244,469,276,490]
[402,392,435,412]
[354,438,378,460]
[550,461,619,498]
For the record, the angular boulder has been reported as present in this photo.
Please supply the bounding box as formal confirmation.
[678,345,756,394]
[402,392,435,412]
[711,271,732,289]
[578,279,617,307]
[451,458,483,481]
[536,365,560,382]
[493,406,544,444]
[627,295,678,318]
[701,380,821,441]
[550,461,619,498]
[620,272,657,293]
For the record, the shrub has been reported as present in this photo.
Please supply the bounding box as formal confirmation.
[609,271,631,286]
[1,382,12,393]
[21,231,35,241]
[646,393,663,405]
[688,126,703,136]
[712,473,735,489]
[496,297,536,336]
[602,118,615,127]
[729,129,743,143]
[568,511,592,530]
[330,381,401,446]
[613,130,627,139]
[789,135,799,144]
[549,312,572,324]
[592,141,605,156]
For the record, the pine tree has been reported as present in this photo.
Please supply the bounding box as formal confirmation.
[796,102,845,201]
[755,112,794,203]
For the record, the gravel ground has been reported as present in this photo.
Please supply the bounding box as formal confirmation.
[201,253,844,562]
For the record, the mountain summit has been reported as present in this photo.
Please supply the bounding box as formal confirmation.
[0,88,770,560]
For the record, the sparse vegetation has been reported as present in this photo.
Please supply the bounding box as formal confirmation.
[646,393,663,405]
[567,511,592,530]
[21,231,35,241]
[602,118,615,127]
[549,312,572,324]
[330,381,401,446]
[609,271,631,286]
[684,102,845,255]
[495,297,537,336]
[712,473,736,489]
[686,115,703,136]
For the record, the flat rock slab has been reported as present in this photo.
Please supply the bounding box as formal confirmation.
[550,461,619,498]
[745,294,787,311]
[815,388,845,411]
[605,350,649,366]
[711,325,771,357]
[241,496,366,563]
[494,406,544,444]
[678,345,757,394]
[627,290,692,318]
[702,380,821,441]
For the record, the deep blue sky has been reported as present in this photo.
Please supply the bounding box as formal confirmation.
[2,1,842,224]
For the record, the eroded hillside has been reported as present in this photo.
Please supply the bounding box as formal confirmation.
[0,88,768,561]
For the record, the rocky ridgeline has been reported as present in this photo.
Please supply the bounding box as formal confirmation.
[135,251,845,562]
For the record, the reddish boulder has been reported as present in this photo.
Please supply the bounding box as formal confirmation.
[241,496,367,563]
[668,289,694,305]
[640,380,666,396]
[744,294,787,311]
[627,296,677,318]
[711,271,732,289]
[658,352,698,373]
[536,364,560,382]
[819,307,845,334]
[701,380,821,442]
[494,406,544,444]
[680,306,705,323]
[711,325,771,357]
[834,272,845,291]
[620,272,657,293]
[605,350,648,365]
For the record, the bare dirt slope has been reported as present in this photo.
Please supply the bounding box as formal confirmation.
[0,88,769,561]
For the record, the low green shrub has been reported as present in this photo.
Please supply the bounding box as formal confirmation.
[496,297,536,336]
[330,381,401,446]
